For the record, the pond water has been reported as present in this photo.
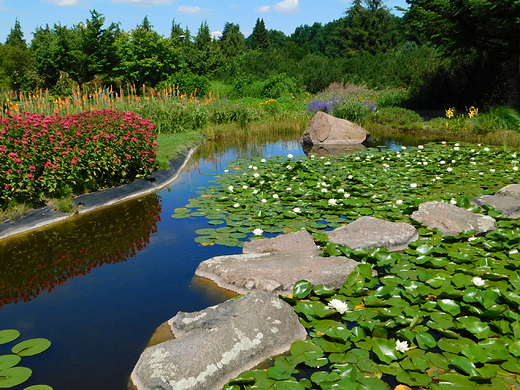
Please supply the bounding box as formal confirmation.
[0,129,439,389]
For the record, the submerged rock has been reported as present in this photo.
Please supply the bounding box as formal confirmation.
[195,252,359,296]
[129,291,306,390]
[326,216,418,252]
[411,201,496,236]
[300,111,370,145]
[471,195,520,219]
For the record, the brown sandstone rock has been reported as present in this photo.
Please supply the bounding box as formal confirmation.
[300,111,369,145]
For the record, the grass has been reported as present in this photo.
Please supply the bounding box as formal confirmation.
[156,133,205,169]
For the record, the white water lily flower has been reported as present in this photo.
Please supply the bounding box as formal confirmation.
[224,169,229,173]
[261,158,267,163]
[242,185,249,189]
[450,198,457,205]
[253,173,260,178]
[272,194,279,199]
[327,299,349,314]
[344,193,351,198]
[259,180,265,184]
[253,166,258,170]
[293,207,301,213]
[483,147,490,151]
[261,199,267,203]
[395,340,410,353]
[252,189,259,194]
[514,166,519,171]
[253,228,264,236]
[471,161,477,165]
[447,167,453,172]
[337,188,345,193]
[328,199,337,206]
[248,165,253,169]
[347,175,353,179]
[468,237,478,241]
[441,141,447,144]
[440,160,446,164]
[418,145,424,149]
[512,153,517,158]
[355,157,361,160]
[233,203,240,208]
[472,276,486,286]
[286,187,292,191]
[396,199,403,205]
[287,153,294,158]
[453,147,460,151]
[454,143,460,146]
[490,169,496,172]
[401,146,407,150]
[410,183,418,188]
[228,185,234,191]
[479,172,484,175]
[321,188,328,193]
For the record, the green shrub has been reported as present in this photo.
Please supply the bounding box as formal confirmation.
[136,103,208,133]
[157,71,210,97]
[207,101,262,126]
[371,107,423,127]
[230,73,299,99]
[472,106,520,133]
[331,100,373,124]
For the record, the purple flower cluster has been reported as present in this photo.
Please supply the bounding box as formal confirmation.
[362,100,377,111]
[306,97,344,114]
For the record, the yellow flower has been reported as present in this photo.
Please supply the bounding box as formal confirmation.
[445,107,455,119]
[468,106,478,118]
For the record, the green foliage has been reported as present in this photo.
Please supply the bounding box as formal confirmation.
[0,329,52,389]
[231,73,299,99]
[172,142,520,247]
[136,102,208,133]
[372,107,423,127]
[206,101,262,127]
[331,99,373,124]
[157,71,210,97]
[472,106,520,133]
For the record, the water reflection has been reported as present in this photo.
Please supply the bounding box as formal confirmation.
[0,194,161,307]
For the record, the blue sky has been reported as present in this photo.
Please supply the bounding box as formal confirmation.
[0,0,409,42]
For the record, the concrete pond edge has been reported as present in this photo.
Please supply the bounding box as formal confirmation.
[0,147,197,241]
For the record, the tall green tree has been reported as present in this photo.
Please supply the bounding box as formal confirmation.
[5,19,26,49]
[342,0,401,56]
[220,23,245,58]
[248,18,269,50]
[404,0,520,108]
[114,17,178,87]
[71,10,120,84]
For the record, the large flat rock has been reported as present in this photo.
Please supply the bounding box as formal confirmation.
[130,291,306,390]
[195,252,359,296]
[411,201,496,235]
[495,184,520,199]
[300,111,369,145]
[326,216,418,251]
[471,195,520,219]
[243,230,320,255]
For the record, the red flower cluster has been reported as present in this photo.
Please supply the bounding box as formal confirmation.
[1,109,158,209]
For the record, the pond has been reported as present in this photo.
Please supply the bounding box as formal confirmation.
[0,129,439,389]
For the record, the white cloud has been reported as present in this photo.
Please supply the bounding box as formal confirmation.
[177,5,202,14]
[274,0,300,14]
[111,0,175,4]
[255,5,270,12]
[46,0,79,5]
[211,31,222,39]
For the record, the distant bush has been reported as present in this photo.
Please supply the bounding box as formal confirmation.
[207,101,262,127]
[331,100,373,124]
[471,106,520,133]
[231,73,299,99]
[136,103,208,133]
[372,107,423,127]
[306,97,344,114]
[157,71,210,97]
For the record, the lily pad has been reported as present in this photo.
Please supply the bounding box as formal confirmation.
[0,330,20,345]
[12,338,51,357]
[0,367,32,388]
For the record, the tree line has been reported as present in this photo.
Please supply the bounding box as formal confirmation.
[0,0,518,109]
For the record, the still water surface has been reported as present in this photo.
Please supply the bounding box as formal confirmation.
[0,131,431,389]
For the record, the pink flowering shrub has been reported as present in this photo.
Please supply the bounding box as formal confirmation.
[1,109,157,209]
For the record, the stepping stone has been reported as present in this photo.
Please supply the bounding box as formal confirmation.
[243,230,320,255]
[411,201,496,235]
[130,291,306,390]
[195,252,359,296]
[326,216,418,252]
[495,183,520,199]
[471,195,520,219]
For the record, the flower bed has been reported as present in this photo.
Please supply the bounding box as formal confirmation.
[1,109,157,210]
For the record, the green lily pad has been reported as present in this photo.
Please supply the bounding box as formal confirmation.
[23,386,54,390]
[0,330,20,345]
[12,338,51,357]
[0,366,32,388]
[0,355,21,371]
